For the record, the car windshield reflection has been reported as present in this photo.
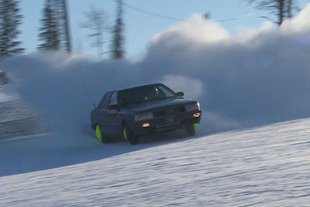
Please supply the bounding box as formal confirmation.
[118,84,176,107]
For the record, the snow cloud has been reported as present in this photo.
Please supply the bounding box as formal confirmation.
[151,14,229,45]
[281,3,310,34]
[160,75,204,100]
[1,3,310,136]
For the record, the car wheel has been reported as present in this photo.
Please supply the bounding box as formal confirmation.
[123,123,139,145]
[185,123,198,136]
[95,124,112,143]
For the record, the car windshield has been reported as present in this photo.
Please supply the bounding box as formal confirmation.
[118,84,177,107]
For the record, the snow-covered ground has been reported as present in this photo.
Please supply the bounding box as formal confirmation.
[1,3,310,206]
[1,119,309,206]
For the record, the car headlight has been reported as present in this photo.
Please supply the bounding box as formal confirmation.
[134,112,154,121]
[185,102,200,111]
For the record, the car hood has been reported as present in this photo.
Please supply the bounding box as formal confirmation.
[126,98,196,113]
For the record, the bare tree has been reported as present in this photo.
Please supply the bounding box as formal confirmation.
[247,0,298,25]
[81,6,108,58]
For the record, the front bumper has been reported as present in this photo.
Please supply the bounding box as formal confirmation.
[131,110,202,136]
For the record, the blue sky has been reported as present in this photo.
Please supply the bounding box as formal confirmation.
[20,0,310,59]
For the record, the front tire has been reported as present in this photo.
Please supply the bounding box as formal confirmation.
[123,123,139,145]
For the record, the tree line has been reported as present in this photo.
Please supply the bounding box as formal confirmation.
[0,0,300,60]
[0,0,124,60]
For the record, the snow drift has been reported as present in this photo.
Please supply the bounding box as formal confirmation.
[1,118,310,206]
[1,3,310,138]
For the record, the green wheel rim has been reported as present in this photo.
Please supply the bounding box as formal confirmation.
[193,123,199,130]
[96,125,103,143]
[123,128,128,140]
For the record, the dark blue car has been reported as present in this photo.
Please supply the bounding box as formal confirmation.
[90,83,202,145]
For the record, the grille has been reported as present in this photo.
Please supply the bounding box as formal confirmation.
[154,106,185,117]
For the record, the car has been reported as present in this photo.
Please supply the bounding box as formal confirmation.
[90,83,202,145]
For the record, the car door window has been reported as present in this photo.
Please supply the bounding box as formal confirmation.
[103,92,113,109]
[109,92,118,106]
[98,92,112,109]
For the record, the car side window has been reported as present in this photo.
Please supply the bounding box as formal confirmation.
[109,92,118,106]
[97,98,105,109]
[98,92,112,109]
[103,92,112,109]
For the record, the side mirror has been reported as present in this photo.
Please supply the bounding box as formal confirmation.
[108,104,119,110]
[176,92,184,98]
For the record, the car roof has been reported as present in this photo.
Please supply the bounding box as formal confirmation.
[109,83,165,93]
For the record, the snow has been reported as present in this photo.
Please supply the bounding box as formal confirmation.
[0,119,309,206]
[1,4,309,134]
[0,2,310,206]
[0,85,19,103]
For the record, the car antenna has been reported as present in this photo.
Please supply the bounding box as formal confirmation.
[83,84,96,109]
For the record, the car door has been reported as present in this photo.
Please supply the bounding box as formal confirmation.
[97,92,112,133]
[106,91,123,136]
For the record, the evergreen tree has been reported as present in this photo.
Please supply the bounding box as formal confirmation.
[0,0,24,59]
[61,0,71,53]
[38,0,60,51]
[53,0,71,53]
[111,0,124,59]
[286,0,293,18]
[0,71,9,85]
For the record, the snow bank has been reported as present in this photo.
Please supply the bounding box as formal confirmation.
[1,118,310,206]
[1,3,310,138]
[0,88,18,102]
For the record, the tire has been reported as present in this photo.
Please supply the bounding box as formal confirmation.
[185,123,198,136]
[95,124,112,143]
[123,123,139,145]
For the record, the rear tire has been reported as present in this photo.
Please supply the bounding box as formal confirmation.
[123,123,139,145]
[95,124,112,143]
